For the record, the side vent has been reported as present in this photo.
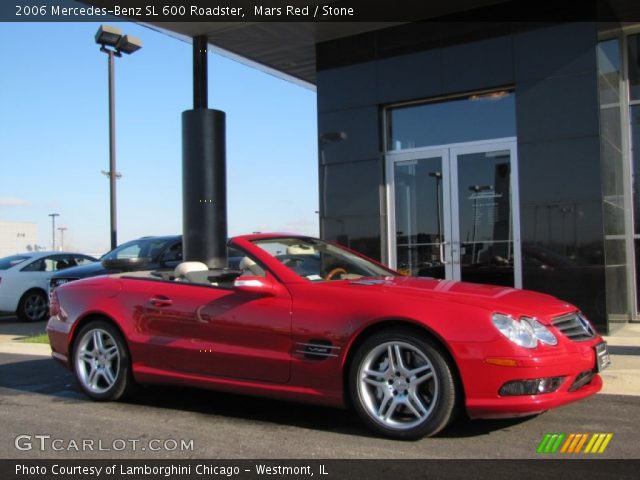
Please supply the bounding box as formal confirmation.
[296,340,341,361]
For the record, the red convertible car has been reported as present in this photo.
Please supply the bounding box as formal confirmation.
[47,234,609,439]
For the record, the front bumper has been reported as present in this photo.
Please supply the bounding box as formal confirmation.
[452,337,606,419]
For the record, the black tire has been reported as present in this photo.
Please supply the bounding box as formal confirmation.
[348,328,457,440]
[17,289,48,322]
[72,320,135,401]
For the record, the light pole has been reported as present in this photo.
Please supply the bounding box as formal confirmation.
[468,185,493,265]
[58,227,67,251]
[48,213,59,251]
[95,25,142,250]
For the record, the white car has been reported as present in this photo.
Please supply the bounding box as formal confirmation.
[0,252,97,322]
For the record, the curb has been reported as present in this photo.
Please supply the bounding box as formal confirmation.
[0,342,52,357]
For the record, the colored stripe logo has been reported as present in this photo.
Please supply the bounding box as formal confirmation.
[537,433,613,454]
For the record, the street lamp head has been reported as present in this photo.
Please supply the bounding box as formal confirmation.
[95,24,122,48]
[116,35,143,55]
[469,185,493,193]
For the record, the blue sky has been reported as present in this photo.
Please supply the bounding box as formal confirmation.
[0,21,318,255]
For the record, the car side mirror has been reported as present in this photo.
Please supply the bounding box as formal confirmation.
[234,276,276,296]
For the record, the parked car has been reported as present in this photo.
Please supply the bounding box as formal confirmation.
[0,252,97,322]
[47,234,609,439]
[48,235,182,294]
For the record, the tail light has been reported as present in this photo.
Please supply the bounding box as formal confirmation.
[49,290,60,317]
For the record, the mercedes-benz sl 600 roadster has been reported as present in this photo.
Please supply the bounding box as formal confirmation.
[47,234,609,439]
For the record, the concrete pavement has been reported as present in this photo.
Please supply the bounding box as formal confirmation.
[1,314,639,396]
[601,322,640,395]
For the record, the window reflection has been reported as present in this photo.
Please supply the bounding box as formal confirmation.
[388,91,516,150]
[394,157,445,277]
[598,38,621,105]
[632,106,640,233]
[628,34,640,101]
[457,151,514,286]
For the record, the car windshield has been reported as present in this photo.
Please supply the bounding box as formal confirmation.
[251,237,395,282]
[101,238,169,261]
[0,255,31,270]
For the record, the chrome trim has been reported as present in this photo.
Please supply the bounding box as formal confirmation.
[295,342,341,359]
[294,349,339,358]
[296,342,341,350]
[552,312,596,341]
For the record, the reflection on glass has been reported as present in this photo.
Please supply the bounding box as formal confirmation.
[628,34,640,101]
[601,107,625,236]
[632,106,640,315]
[394,157,445,277]
[632,106,640,234]
[597,37,628,320]
[597,38,621,105]
[388,91,516,151]
[457,151,513,286]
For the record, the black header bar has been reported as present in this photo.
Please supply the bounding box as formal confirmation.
[3,0,640,22]
[3,459,640,480]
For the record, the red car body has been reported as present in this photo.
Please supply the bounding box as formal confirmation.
[47,234,607,438]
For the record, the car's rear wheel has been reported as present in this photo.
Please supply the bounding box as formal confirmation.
[17,289,48,322]
[73,321,135,401]
[349,328,457,440]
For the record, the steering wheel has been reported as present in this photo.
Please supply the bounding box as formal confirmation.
[325,267,347,280]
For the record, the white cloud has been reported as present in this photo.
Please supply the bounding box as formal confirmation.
[0,197,30,208]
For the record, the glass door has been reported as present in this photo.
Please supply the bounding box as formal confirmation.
[390,150,453,279]
[450,141,521,287]
[387,139,521,288]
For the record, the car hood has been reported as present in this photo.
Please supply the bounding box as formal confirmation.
[50,261,110,280]
[339,276,575,323]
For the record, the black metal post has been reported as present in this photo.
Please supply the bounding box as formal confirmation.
[194,35,208,109]
[182,35,228,268]
[107,49,118,250]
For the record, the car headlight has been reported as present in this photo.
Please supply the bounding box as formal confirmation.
[491,313,557,348]
[492,313,537,348]
[523,316,558,346]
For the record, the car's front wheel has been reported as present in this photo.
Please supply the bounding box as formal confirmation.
[73,321,135,401]
[349,328,458,440]
[17,289,48,322]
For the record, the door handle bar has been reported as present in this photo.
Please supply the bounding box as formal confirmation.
[439,241,449,265]
[148,296,173,307]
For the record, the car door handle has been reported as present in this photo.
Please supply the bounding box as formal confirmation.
[148,296,173,307]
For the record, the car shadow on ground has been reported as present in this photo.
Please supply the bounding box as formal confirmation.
[0,315,47,338]
[0,354,537,440]
[607,345,640,356]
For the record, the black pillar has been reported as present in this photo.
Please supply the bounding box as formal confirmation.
[182,35,228,268]
[193,35,208,109]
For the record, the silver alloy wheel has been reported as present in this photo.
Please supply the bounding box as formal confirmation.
[75,329,120,394]
[23,292,47,321]
[357,341,438,430]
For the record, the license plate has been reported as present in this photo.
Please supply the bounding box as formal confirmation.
[595,342,611,372]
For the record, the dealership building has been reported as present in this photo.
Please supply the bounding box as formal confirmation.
[88,0,640,333]
[0,221,37,257]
